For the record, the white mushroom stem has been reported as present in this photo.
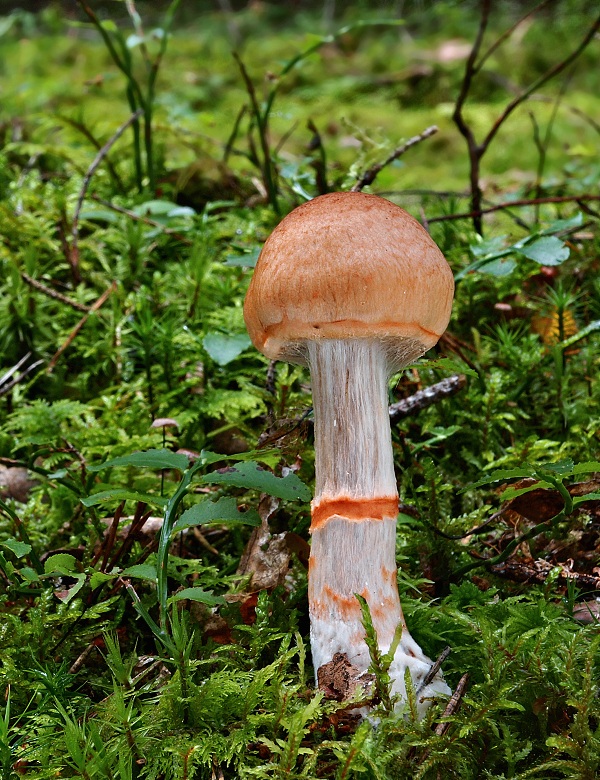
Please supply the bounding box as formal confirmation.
[307,338,450,711]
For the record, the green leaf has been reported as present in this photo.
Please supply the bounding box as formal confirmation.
[519,236,569,266]
[500,482,553,501]
[478,256,517,276]
[573,492,600,507]
[224,248,260,267]
[539,458,574,475]
[470,235,508,257]
[540,212,582,235]
[19,567,40,583]
[132,200,195,219]
[44,553,78,575]
[465,467,537,492]
[203,332,252,366]
[421,356,478,379]
[121,564,158,582]
[168,587,225,606]
[56,574,86,604]
[88,448,189,472]
[201,461,311,501]
[172,497,261,534]
[81,490,168,508]
[78,208,120,224]
[573,461,600,475]
[89,570,118,589]
[1,539,32,558]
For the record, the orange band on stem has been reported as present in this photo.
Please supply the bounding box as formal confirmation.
[310,495,399,530]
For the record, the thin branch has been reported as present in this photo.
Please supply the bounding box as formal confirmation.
[418,646,451,692]
[71,109,144,259]
[434,673,469,736]
[47,282,117,372]
[482,13,600,151]
[58,114,125,193]
[389,374,466,425]
[474,0,552,73]
[90,194,194,245]
[427,194,600,223]
[20,273,90,313]
[351,126,438,192]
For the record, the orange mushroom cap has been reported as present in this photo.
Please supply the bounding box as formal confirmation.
[244,192,454,367]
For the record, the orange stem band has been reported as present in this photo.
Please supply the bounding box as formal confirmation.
[310,495,399,530]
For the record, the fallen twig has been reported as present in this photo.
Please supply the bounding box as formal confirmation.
[427,194,600,224]
[351,126,438,192]
[47,281,117,372]
[90,194,194,245]
[21,273,90,313]
[71,109,144,264]
[418,646,451,693]
[434,673,469,736]
[490,560,600,591]
[389,374,466,424]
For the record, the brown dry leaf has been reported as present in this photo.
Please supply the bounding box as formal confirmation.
[317,652,374,702]
[235,495,291,592]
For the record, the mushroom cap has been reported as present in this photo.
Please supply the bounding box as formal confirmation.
[244,191,454,367]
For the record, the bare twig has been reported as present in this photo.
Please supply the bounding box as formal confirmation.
[452,1,600,234]
[90,194,194,245]
[351,126,438,192]
[47,281,117,372]
[418,646,451,692]
[474,0,552,73]
[434,673,469,736]
[490,560,600,591]
[58,114,125,193]
[389,374,466,424]
[71,109,144,264]
[427,194,600,224]
[20,273,90,313]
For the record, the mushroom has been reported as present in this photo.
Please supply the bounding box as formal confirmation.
[244,191,454,713]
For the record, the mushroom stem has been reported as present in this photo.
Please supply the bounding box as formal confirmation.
[307,338,449,709]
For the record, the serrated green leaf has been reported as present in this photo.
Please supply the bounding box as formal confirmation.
[168,587,225,606]
[121,564,158,581]
[89,570,118,589]
[573,461,600,474]
[519,236,569,266]
[88,448,189,473]
[539,458,574,475]
[81,490,168,508]
[500,482,553,501]
[1,539,32,558]
[203,332,252,366]
[201,461,311,501]
[573,492,600,506]
[464,467,536,492]
[44,553,78,575]
[172,497,260,534]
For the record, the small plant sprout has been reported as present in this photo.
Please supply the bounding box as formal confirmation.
[244,192,454,714]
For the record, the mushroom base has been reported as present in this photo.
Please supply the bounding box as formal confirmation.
[309,516,450,716]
